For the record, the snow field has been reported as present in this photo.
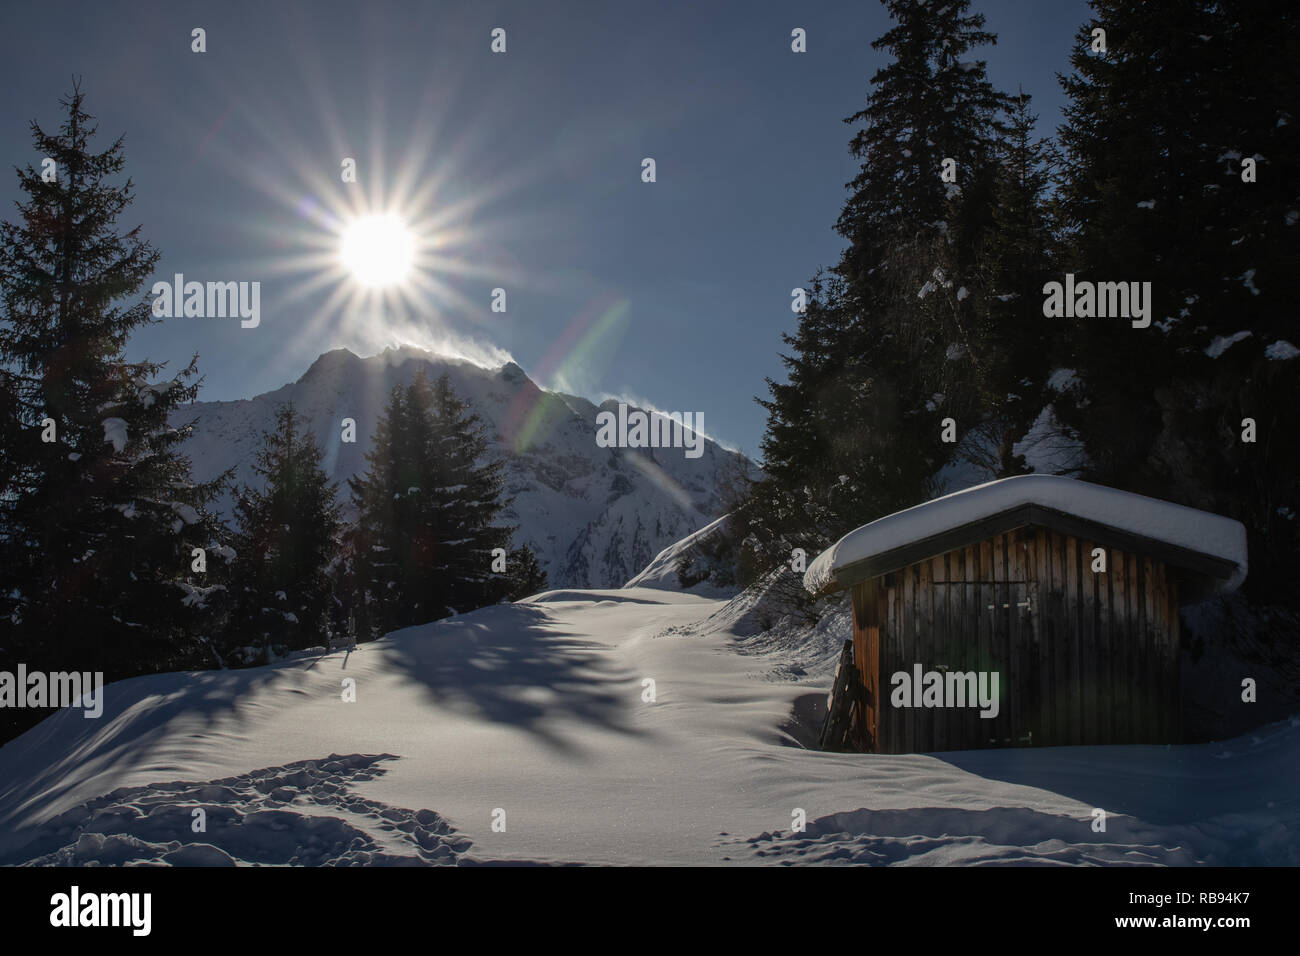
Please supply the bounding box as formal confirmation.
[0,586,1294,865]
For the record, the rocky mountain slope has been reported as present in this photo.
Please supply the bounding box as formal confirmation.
[172,346,754,589]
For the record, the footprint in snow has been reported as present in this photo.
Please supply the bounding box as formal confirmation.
[8,753,472,866]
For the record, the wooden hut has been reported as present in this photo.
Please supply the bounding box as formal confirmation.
[806,475,1247,753]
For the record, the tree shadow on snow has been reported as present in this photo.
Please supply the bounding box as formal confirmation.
[378,602,652,755]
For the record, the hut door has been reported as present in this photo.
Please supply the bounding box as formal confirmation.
[981,580,1034,748]
[930,572,1030,750]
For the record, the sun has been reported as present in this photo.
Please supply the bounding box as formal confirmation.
[228,81,543,367]
[339,214,415,288]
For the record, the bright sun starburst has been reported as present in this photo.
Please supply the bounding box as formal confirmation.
[198,59,561,375]
[339,214,415,288]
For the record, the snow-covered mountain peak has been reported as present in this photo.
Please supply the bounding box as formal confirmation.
[175,347,755,588]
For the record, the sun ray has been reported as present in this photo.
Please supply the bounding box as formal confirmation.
[143,31,606,385]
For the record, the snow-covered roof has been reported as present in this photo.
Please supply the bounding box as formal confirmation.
[804,474,1247,597]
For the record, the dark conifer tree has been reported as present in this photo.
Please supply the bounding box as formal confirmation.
[744,0,1013,578]
[228,404,342,661]
[0,86,229,738]
[965,90,1061,477]
[504,543,548,601]
[349,372,514,632]
[422,372,515,613]
[347,383,407,636]
[1054,0,1300,603]
[837,0,1010,434]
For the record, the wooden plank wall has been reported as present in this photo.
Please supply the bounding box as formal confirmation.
[862,527,1182,753]
[850,580,882,750]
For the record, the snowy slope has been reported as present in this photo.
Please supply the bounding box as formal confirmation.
[623,513,733,596]
[172,346,754,589]
[0,583,1294,866]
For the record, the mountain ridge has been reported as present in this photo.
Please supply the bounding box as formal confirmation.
[172,346,755,589]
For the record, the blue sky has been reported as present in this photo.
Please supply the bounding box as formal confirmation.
[1,0,1091,458]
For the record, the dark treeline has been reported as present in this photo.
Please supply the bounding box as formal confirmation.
[0,86,546,744]
[736,0,1298,632]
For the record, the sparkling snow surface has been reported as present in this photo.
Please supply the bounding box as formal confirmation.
[0,579,1293,865]
[804,474,1248,597]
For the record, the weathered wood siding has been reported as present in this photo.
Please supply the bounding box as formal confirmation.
[850,580,883,750]
[851,527,1182,753]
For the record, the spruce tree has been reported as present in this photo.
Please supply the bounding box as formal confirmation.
[1054,0,1300,604]
[347,383,407,636]
[504,543,548,601]
[0,85,228,734]
[965,90,1060,477]
[348,372,514,632]
[229,403,342,661]
[421,372,515,613]
[745,0,1013,577]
